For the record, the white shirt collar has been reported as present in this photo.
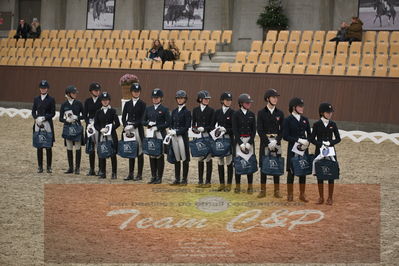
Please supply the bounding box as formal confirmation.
[92,96,98,103]
[178,104,185,112]
[68,99,74,105]
[267,105,275,114]
[321,117,329,127]
[41,94,47,100]
[102,105,110,113]
[222,106,229,114]
[200,104,207,111]
[240,107,247,115]
[154,103,160,110]
[292,111,300,121]
[132,97,139,106]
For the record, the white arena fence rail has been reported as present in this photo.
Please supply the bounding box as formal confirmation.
[1,107,399,145]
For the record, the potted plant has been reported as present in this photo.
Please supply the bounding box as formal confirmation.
[256,0,289,40]
[119,73,139,100]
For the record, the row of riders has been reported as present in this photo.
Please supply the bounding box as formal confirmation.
[32,80,340,205]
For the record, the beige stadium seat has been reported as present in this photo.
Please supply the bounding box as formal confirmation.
[190,51,201,64]
[364,31,376,43]
[67,39,77,49]
[7,30,16,39]
[60,48,70,58]
[90,59,100,68]
[74,30,84,39]
[348,54,360,66]
[49,39,59,49]
[136,50,147,60]
[363,42,375,56]
[163,61,174,70]
[0,39,8,48]
[23,39,32,48]
[76,39,86,49]
[139,30,150,40]
[390,31,399,45]
[120,59,131,69]
[131,30,140,40]
[83,30,93,39]
[362,54,375,67]
[250,41,262,53]
[159,30,169,40]
[306,65,319,74]
[61,58,71,67]
[175,40,184,50]
[107,49,117,59]
[219,62,230,72]
[243,63,255,72]
[286,41,298,54]
[323,42,335,55]
[336,42,348,56]
[221,30,232,43]
[200,30,211,41]
[360,66,373,76]
[0,48,7,57]
[127,49,137,60]
[335,54,347,66]
[66,30,75,39]
[376,55,388,67]
[298,42,310,54]
[325,31,337,41]
[104,39,114,49]
[311,42,323,55]
[230,63,242,72]
[277,31,289,43]
[388,66,399,77]
[283,53,295,65]
[267,64,280,73]
[113,39,123,50]
[235,51,247,64]
[42,48,52,58]
[274,41,286,53]
[206,40,217,54]
[258,52,271,64]
[280,64,293,74]
[120,30,130,39]
[33,48,42,58]
[24,57,35,66]
[184,40,195,51]
[141,60,152,69]
[85,39,95,49]
[179,50,190,64]
[49,30,58,39]
[349,42,361,55]
[123,39,133,50]
[195,40,206,53]
[24,48,33,58]
[58,38,67,49]
[78,48,88,59]
[152,60,162,69]
[174,61,185,70]
[34,57,44,66]
[16,39,25,48]
[374,66,387,77]
[97,48,108,59]
[103,30,112,39]
[117,49,128,60]
[143,39,153,50]
[7,38,17,47]
[296,54,308,65]
[211,30,221,42]
[390,43,399,55]
[149,30,159,40]
[190,30,200,40]
[262,41,274,54]
[43,57,53,67]
[293,65,306,74]
[94,39,105,49]
[41,39,50,48]
[133,39,144,50]
[16,47,26,58]
[377,31,389,43]
[169,30,179,40]
[0,57,9,65]
[347,66,360,76]
[7,57,17,65]
[52,57,62,67]
[270,53,283,65]
[289,31,301,43]
[313,31,325,43]
[321,54,334,66]
[332,66,346,75]
[180,30,190,40]
[301,31,313,43]
[109,59,120,68]
[308,53,321,66]
[70,58,80,67]
[246,52,259,64]
[51,48,61,58]
[255,64,267,73]
[110,30,120,39]
[390,55,399,68]
[58,30,67,39]
[81,58,91,67]
[100,59,111,68]
[376,43,388,55]
[265,30,278,43]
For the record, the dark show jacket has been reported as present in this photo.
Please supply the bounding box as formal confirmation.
[232,108,256,145]
[94,108,121,145]
[32,94,56,142]
[309,119,341,157]
[192,105,215,133]
[212,107,234,137]
[83,97,102,124]
[170,106,192,160]
[257,107,284,145]
[121,98,146,139]
[142,104,171,138]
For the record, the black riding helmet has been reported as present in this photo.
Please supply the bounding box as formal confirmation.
[65,85,78,95]
[152,88,164,98]
[238,93,254,106]
[99,92,111,101]
[130,83,142,92]
[89,82,101,91]
[220,92,233,102]
[39,80,49,89]
[176,90,187,98]
[197,90,211,103]
[264,88,280,101]
[319,102,334,116]
[289,97,304,113]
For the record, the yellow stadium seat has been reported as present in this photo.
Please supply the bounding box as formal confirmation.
[0,48,7,57]
[126,50,137,60]
[195,40,206,53]
[258,52,271,64]
[143,39,153,50]
[267,64,280,73]
[221,30,232,43]
[83,30,93,39]
[90,59,100,68]
[0,57,9,65]
[262,41,274,54]
[16,47,26,58]
[141,60,152,69]
[133,39,144,50]
[94,39,105,49]
[174,61,185,70]
[349,42,361,55]
[23,38,33,48]
[43,57,53,67]
[246,52,259,64]
[388,66,399,77]
[286,41,298,54]
[32,48,41,58]
[265,30,278,43]
[179,50,190,64]
[109,59,120,68]
[159,30,169,40]
[362,42,375,56]
[301,31,314,43]
[183,40,193,51]
[86,39,95,49]
[71,58,81,67]
[235,51,246,64]
[110,30,120,39]
[120,59,131,69]
[390,43,399,55]
[211,30,221,42]
[61,58,71,67]
[139,30,150,40]
[100,59,110,68]
[42,48,52,58]
[362,54,374,67]
[250,41,262,53]
[0,39,8,48]
[335,54,347,66]
[78,48,88,59]
[97,48,108,59]
[136,50,147,61]
[364,31,376,43]
[289,31,301,43]
[41,39,50,48]
[325,31,337,41]
[7,57,17,65]
[346,66,359,76]
[174,40,184,50]
[7,38,16,47]
[206,40,217,54]
[308,53,321,66]
[163,61,174,70]
[152,60,162,69]
[377,31,389,43]
[255,64,267,73]
[179,30,189,40]
[219,62,230,72]
[107,49,117,59]
[92,30,102,39]
[321,54,334,66]
[374,66,387,77]
[280,64,293,74]
[360,66,373,76]
[66,30,75,39]
[190,30,200,40]
[148,30,159,40]
[49,39,59,49]
[390,31,399,45]
[120,30,130,39]
[293,65,305,74]
[200,30,211,41]
[348,54,360,66]
[23,57,34,66]
[57,38,67,49]
[87,48,97,59]
[51,57,62,67]
[230,63,242,72]
[323,42,335,55]
[49,30,58,39]
[168,30,178,40]
[298,42,310,54]
[80,58,90,67]
[117,49,128,60]
[283,53,295,65]
[376,43,388,55]
[376,55,388,67]
[76,39,86,49]
[190,51,201,64]
[16,57,26,65]
[274,41,286,53]
[296,54,308,65]
[270,53,283,65]
[67,39,77,49]
[16,39,25,48]
[103,39,114,49]
[243,63,255,72]
[277,31,289,43]
[58,30,67,39]
[7,30,16,39]
[123,39,133,50]
[336,42,348,56]
[390,55,399,67]
[306,65,319,74]
[74,30,84,39]
[332,66,345,75]
[131,30,140,40]
[34,57,44,66]
[51,48,61,58]
[60,48,70,58]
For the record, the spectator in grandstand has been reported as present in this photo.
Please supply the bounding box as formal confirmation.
[14,19,30,40]
[148,39,164,61]
[344,16,363,44]
[166,39,180,60]
[329,21,348,45]
[29,18,41,39]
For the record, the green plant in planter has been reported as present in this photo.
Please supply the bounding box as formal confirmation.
[257,0,288,31]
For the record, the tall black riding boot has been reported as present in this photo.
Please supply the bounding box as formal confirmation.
[98,158,106,179]
[37,148,43,173]
[124,158,134,180]
[226,163,233,191]
[148,158,157,184]
[135,154,144,180]
[287,171,294,201]
[64,150,74,174]
[111,155,117,179]
[96,157,102,176]
[257,173,267,198]
[153,156,164,184]
[46,148,52,173]
[171,162,181,185]
[273,176,282,198]
[234,174,241,193]
[203,160,212,188]
[87,152,96,176]
[217,165,225,191]
[181,161,189,185]
[197,161,204,187]
[247,174,254,194]
[74,149,81,174]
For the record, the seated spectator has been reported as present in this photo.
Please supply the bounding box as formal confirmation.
[14,19,31,40]
[167,39,180,60]
[329,22,348,45]
[148,39,164,62]
[344,16,363,44]
[29,18,41,39]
